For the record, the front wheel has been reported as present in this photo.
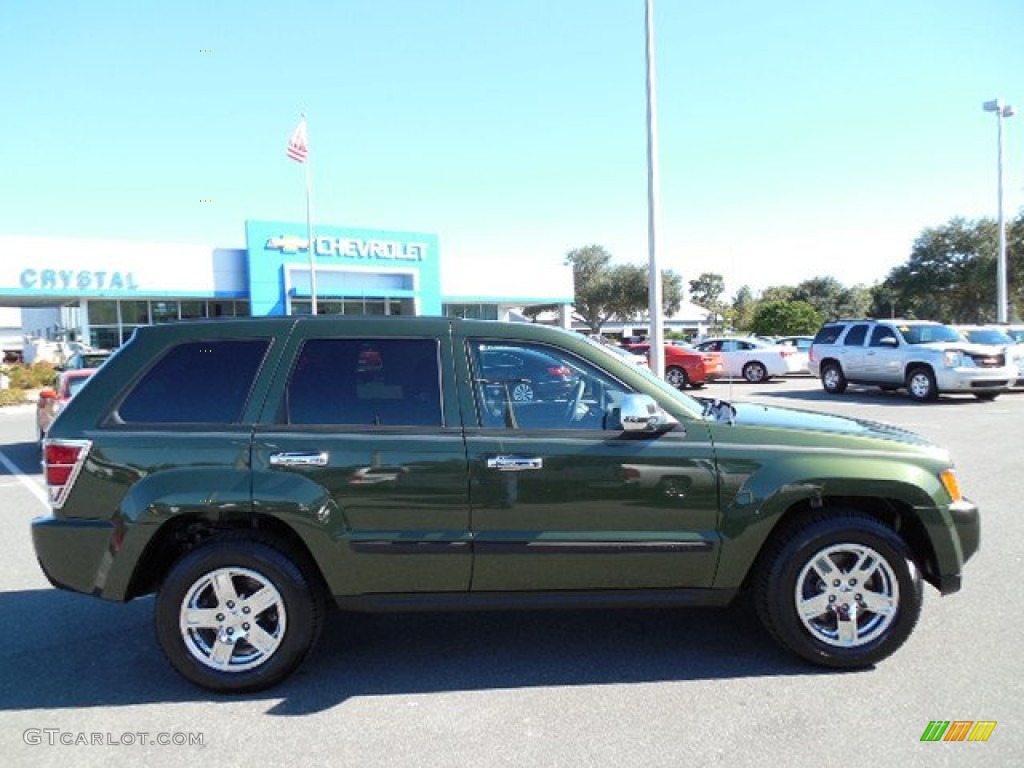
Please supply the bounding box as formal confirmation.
[905,367,938,402]
[742,361,768,383]
[754,512,922,668]
[155,537,323,693]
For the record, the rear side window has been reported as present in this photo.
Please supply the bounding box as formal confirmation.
[812,325,844,345]
[286,338,442,426]
[117,340,270,423]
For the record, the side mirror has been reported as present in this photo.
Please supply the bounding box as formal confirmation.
[879,337,898,347]
[619,393,677,434]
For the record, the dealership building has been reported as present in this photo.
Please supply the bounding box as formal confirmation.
[0,220,575,350]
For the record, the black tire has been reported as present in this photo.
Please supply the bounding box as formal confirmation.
[665,365,689,389]
[155,536,323,693]
[905,366,938,402]
[754,512,922,668]
[742,361,768,383]
[820,362,847,394]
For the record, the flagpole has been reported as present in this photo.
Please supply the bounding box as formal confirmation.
[302,114,317,315]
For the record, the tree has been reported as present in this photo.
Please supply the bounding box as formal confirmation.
[564,245,685,334]
[730,285,757,332]
[749,300,822,336]
[688,273,725,309]
[868,217,1003,322]
[789,277,871,320]
[688,273,726,329]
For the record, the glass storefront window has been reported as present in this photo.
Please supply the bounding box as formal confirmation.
[87,300,118,325]
[151,301,180,323]
[180,301,207,319]
[89,327,121,349]
[317,300,344,315]
[121,301,150,324]
[445,303,498,320]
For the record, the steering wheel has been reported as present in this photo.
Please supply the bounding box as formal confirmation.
[563,378,586,422]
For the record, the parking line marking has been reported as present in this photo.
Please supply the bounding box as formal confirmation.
[0,448,49,511]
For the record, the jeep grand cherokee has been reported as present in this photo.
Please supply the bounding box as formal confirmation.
[32,317,980,692]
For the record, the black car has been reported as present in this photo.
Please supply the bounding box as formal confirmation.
[477,345,579,402]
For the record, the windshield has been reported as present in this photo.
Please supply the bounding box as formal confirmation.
[962,329,1013,345]
[899,324,964,344]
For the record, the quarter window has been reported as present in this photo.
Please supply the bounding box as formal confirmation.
[117,340,270,423]
[286,338,442,426]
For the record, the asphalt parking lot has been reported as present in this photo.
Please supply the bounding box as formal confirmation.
[0,377,1021,767]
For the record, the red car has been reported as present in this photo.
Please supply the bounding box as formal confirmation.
[36,368,98,442]
[622,343,723,389]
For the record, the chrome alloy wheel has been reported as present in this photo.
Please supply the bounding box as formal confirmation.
[823,367,842,390]
[907,370,934,400]
[794,543,899,648]
[179,567,287,672]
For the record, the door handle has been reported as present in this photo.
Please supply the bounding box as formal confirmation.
[269,451,329,467]
[486,455,543,471]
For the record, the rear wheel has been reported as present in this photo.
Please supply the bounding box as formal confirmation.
[820,362,847,394]
[905,367,938,402]
[743,361,768,383]
[755,512,922,668]
[665,365,689,389]
[156,537,323,693]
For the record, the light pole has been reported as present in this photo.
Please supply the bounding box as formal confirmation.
[983,98,1015,323]
[644,0,665,378]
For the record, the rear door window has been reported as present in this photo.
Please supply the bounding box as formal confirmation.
[285,338,442,426]
[843,324,869,346]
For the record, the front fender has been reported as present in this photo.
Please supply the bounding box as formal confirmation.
[712,452,950,590]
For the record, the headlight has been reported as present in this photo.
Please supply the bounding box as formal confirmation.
[943,350,972,368]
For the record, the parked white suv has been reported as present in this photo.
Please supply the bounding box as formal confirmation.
[808,319,1014,402]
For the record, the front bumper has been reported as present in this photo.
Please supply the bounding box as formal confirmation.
[32,517,116,597]
[934,366,1014,393]
[932,499,980,595]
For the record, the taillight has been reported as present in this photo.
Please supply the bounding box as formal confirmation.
[548,366,572,376]
[779,348,793,357]
[43,439,92,509]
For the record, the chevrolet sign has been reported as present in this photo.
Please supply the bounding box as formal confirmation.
[265,234,427,261]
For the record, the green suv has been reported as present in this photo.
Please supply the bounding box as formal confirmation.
[32,317,980,692]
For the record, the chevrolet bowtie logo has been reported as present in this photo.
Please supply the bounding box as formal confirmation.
[265,235,310,253]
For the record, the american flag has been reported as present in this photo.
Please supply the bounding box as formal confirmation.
[286,117,308,163]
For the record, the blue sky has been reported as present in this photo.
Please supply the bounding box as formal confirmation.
[2,0,1022,298]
